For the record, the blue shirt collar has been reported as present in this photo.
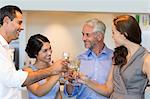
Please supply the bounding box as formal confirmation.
[86,45,109,58]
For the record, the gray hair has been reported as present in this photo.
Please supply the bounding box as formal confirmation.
[86,18,106,34]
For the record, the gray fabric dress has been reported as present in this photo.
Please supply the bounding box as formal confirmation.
[110,46,148,99]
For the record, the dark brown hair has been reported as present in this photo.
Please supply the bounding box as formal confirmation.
[0,5,22,25]
[113,15,141,67]
[25,34,50,58]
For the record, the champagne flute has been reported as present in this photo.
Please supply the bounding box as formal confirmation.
[59,52,70,84]
[62,52,70,60]
[68,57,81,86]
[69,58,80,72]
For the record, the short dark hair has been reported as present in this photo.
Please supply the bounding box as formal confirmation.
[25,34,50,58]
[0,5,22,25]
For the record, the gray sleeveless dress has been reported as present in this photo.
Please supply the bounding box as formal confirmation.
[110,46,148,99]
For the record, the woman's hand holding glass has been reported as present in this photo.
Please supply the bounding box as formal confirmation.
[59,52,70,83]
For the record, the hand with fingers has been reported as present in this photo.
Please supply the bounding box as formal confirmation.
[77,72,89,85]
[50,59,69,75]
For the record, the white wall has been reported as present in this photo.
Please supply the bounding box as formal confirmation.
[19,12,150,69]
[24,12,115,64]
[1,0,150,67]
[19,11,115,99]
[1,0,150,13]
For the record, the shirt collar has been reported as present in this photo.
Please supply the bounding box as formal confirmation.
[86,45,108,57]
[0,35,9,49]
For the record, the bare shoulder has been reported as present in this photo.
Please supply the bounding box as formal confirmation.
[144,53,150,64]
[143,53,150,74]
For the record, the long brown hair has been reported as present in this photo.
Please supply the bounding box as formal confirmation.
[113,15,141,67]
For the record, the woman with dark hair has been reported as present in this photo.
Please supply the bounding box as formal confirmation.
[25,34,62,99]
[78,15,150,99]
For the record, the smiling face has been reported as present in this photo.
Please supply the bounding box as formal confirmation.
[82,24,98,49]
[36,42,52,64]
[3,11,24,43]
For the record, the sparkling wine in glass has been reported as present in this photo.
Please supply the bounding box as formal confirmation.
[62,52,70,60]
[70,58,80,72]
[69,58,81,86]
[60,52,70,84]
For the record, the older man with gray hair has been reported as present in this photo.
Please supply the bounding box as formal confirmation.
[64,18,113,99]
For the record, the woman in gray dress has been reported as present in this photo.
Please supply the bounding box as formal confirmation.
[78,15,150,99]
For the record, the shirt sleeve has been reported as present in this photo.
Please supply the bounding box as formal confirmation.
[0,51,28,88]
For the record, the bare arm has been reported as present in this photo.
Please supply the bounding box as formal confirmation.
[22,59,68,87]
[143,53,150,83]
[27,72,61,96]
[79,65,114,97]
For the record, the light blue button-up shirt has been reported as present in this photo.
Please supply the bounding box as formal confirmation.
[64,46,113,99]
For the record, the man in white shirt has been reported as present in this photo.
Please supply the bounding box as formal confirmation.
[0,5,68,99]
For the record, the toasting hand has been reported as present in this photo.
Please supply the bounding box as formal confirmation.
[51,59,69,75]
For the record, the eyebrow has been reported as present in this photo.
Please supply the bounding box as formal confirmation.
[82,32,91,34]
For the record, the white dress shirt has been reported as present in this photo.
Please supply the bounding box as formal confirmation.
[0,35,28,99]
